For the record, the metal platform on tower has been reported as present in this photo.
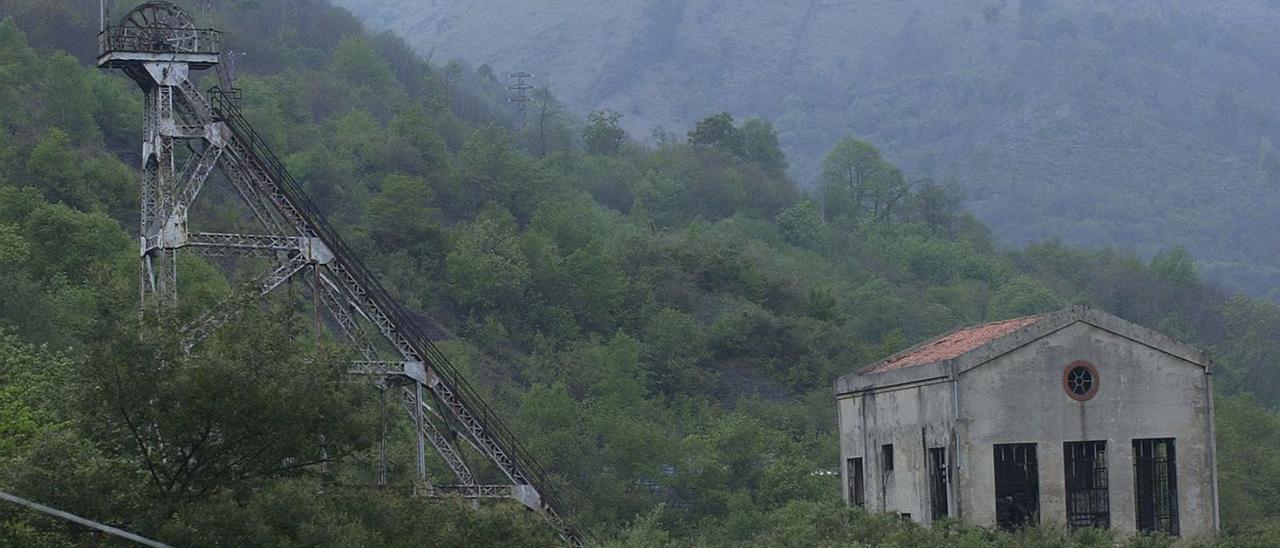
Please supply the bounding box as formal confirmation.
[98,2,221,69]
[96,2,586,545]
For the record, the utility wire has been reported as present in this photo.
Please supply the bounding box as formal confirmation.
[0,490,173,548]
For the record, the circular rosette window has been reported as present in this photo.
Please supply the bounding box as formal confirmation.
[1062,360,1100,401]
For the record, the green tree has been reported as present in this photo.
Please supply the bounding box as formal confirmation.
[531,86,574,158]
[688,112,743,157]
[387,105,451,180]
[1216,396,1280,531]
[989,275,1063,318]
[775,200,822,248]
[819,137,909,223]
[912,178,965,236]
[21,202,129,286]
[584,109,627,155]
[24,129,81,207]
[1150,246,1199,286]
[639,307,708,397]
[39,53,99,143]
[740,118,787,173]
[330,35,396,89]
[807,285,841,322]
[364,174,446,264]
[0,331,73,457]
[445,205,532,312]
[82,307,374,499]
[455,127,544,217]
[438,60,464,108]
[20,128,133,216]
[156,477,560,546]
[676,413,776,517]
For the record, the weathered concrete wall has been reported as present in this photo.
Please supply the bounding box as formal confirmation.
[957,321,1216,537]
[837,378,955,524]
[836,315,1217,538]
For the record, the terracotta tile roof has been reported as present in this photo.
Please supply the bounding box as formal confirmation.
[862,314,1045,375]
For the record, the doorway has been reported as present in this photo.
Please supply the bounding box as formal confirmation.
[1064,440,1110,528]
[847,457,865,507]
[994,443,1039,529]
[1133,438,1179,535]
[928,447,949,521]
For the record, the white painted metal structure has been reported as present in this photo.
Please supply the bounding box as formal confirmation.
[97,3,583,544]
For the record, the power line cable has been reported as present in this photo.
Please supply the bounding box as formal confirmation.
[0,490,173,548]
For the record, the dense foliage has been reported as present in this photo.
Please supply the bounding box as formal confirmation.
[340,0,1280,298]
[2,1,1280,546]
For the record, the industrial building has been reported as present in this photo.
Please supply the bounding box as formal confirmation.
[835,305,1218,537]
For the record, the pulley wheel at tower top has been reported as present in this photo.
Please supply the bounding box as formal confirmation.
[119,2,200,53]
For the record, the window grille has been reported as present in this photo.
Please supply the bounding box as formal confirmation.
[1064,441,1109,528]
[928,447,949,521]
[1133,438,1179,535]
[847,457,865,507]
[994,443,1040,529]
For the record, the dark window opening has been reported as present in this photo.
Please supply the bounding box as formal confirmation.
[847,457,865,507]
[1134,438,1179,535]
[1066,367,1094,395]
[994,443,1040,529]
[929,447,949,521]
[1064,441,1110,529]
[882,444,895,472]
[1063,361,1100,401]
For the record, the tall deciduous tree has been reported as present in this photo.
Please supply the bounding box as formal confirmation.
[688,112,743,157]
[584,109,627,155]
[1150,246,1199,286]
[364,174,446,267]
[740,118,787,173]
[911,177,965,236]
[445,205,532,312]
[819,137,909,223]
[82,306,374,499]
[775,200,822,248]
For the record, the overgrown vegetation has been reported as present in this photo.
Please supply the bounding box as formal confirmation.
[1,1,1280,546]
[335,0,1280,298]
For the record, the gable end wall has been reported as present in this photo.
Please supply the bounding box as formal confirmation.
[956,321,1215,537]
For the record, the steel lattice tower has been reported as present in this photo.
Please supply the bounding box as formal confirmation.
[507,71,535,127]
[97,2,584,544]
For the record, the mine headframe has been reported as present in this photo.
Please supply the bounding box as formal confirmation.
[97,2,586,545]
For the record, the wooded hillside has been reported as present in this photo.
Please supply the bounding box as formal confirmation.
[1,1,1279,545]
[333,0,1280,297]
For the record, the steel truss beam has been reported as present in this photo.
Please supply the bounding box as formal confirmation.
[180,252,311,347]
[227,114,584,541]
[422,484,528,499]
[184,232,332,260]
[402,386,477,486]
[172,143,223,214]
[314,271,379,361]
[349,360,410,377]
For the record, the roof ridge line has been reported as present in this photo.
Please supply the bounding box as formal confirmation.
[860,313,1048,375]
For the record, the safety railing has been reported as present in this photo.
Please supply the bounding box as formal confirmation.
[207,86,243,107]
[99,25,221,57]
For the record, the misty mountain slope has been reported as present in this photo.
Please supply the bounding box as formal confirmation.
[333,0,1280,296]
[7,1,1280,543]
